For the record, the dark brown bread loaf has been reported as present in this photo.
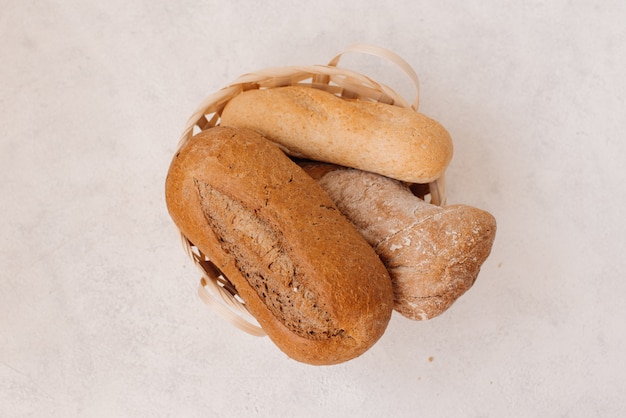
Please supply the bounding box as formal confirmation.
[165,127,394,365]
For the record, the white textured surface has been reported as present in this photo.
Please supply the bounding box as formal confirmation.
[2,1,625,417]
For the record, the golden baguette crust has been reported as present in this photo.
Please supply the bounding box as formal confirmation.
[301,163,497,320]
[165,127,393,365]
[219,86,453,183]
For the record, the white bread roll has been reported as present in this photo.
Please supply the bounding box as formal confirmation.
[220,86,453,183]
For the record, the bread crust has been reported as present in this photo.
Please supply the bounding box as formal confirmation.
[219,86,453,183]
[301,163,497,320]
[165,127,393,365]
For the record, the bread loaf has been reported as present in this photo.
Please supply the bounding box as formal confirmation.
[301,163,497,321]
[219,86,453,183]
[165,127,394,365]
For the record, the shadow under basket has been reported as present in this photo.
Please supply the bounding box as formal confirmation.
[173,44,447,337]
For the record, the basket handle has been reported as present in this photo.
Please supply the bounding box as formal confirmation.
[328,44,445,205]
[327,44,420,111]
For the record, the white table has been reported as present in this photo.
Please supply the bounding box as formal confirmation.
[2,1,625,416]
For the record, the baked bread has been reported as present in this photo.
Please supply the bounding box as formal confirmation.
[301,163,497,320]
[165,127,394,365]
[219,86,453,183]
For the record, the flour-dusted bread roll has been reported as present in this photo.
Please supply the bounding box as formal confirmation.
[301,163,496,321]
[219,86,453,184]
[165,127,394,365]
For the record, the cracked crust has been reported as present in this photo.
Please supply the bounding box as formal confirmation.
[301,163,497,320]
[194,179,343,339]
[165,127,394,364]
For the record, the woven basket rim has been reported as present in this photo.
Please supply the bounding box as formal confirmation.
[175,46,446,336]
[180,65,413,146]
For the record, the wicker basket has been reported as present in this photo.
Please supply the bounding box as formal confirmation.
[174,44,447,336]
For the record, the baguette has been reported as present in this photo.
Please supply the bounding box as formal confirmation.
[301,163,497,320]
[219,86,453,183]
[165,127,394,365]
